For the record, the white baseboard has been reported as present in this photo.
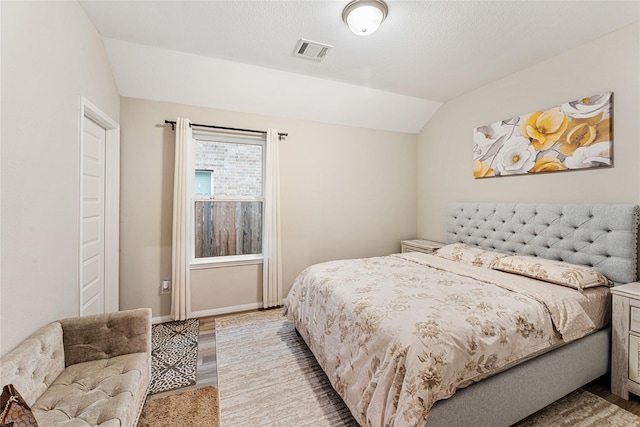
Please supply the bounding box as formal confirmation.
[151,314,174,324]
[152,302,265,324]
[190,302,263,319]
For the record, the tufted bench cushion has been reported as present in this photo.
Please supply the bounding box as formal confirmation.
[1,309,151,427]
[33,352,149,426]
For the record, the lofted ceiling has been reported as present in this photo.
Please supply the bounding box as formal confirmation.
[79,1,640,133]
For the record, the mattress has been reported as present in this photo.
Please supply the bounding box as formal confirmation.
[284,252,611,427]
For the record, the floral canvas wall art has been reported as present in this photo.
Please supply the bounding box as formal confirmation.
[473,92,612,178]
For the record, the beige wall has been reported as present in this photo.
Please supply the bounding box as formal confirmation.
[1,2,120,355]
[417,23,640,243]
[119,97,418,319]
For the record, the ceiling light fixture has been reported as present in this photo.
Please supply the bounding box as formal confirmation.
[342,0,388,36]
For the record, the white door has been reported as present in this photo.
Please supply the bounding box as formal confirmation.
[80,116,106,316]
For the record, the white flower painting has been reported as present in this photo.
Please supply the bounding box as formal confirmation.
[473,92,612,178]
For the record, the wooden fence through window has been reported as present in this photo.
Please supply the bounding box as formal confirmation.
[195,201,262,258]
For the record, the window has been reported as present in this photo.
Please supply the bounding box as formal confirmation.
[194,170,214,196]
[192,131,265,264]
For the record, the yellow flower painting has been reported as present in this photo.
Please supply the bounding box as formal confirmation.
[472,92,612,178]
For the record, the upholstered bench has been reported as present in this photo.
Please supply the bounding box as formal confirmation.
[1,308,151,426]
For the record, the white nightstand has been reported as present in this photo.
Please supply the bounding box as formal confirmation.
[611,282,640,399]
[400,239,445,255]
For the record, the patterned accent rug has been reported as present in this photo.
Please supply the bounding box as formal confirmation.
[216,309,640,427]
[138,386,219,427]
[149,318,199,395]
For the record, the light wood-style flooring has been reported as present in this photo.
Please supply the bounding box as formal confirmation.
[150,315,640,419]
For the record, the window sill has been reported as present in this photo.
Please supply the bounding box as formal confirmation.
[190,254,264,270]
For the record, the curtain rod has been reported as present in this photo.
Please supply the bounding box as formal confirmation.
[164,120,288,140]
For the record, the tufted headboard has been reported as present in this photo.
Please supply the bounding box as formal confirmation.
[447,203,639,284]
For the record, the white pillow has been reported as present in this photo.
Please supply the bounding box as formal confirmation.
[491,255,613,290]
[434,243,508,268]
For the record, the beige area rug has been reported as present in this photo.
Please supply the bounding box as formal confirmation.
[215,309,640,427]
[216,308,357,426]
[137,386,219,427]
[515,388,640,427]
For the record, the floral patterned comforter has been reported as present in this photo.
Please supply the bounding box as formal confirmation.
[284,252,609,427]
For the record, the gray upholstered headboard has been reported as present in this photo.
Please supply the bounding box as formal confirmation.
[447,203,639,284]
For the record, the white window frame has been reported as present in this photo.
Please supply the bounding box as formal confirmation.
[190,130,267,269]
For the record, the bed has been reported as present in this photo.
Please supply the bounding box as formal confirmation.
[284,203,639,427]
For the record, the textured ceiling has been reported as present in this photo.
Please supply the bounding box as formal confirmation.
[80,1,639,103]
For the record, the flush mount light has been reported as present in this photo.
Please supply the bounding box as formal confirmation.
[342,0,388,36]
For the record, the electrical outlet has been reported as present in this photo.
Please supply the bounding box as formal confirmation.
[161,280,171,294]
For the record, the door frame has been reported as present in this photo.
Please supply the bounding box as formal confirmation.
[79,97,120,314]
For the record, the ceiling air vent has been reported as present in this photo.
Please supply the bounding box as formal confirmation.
[294,39,333,62]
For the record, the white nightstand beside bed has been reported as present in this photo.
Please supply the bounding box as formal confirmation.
[611,282,640,400]
[400,239,444,254]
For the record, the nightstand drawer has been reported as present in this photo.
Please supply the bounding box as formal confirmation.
[630,335,640,384]
[403,246,426,254]
[631,307,640,334]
